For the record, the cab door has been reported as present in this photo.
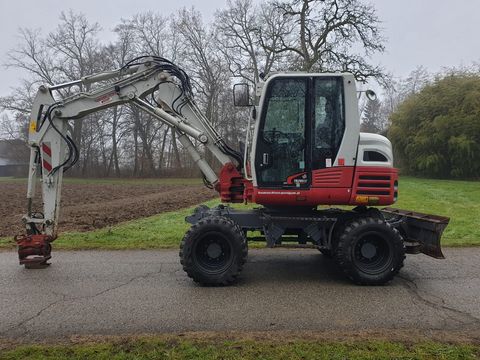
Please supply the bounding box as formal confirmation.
[311,77,346,171]
[254,77,309,188]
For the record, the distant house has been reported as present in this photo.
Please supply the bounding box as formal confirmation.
[0,139,29,177]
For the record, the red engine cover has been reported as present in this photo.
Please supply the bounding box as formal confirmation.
[252,166,398,207]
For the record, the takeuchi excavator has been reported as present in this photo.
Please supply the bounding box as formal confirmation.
[17,56,449,285]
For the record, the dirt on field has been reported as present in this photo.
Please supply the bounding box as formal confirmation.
[0,181,216,237]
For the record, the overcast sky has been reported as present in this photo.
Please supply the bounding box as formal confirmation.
[0,0,479,97]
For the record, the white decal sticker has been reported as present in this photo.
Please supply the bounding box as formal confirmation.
[325,158,332,168]
[258,191,300,195]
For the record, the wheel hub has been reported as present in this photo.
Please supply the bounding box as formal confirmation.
[192,231,233,274]
[353,232,394,276]
[360,242,377,259]
[206,243,222,259]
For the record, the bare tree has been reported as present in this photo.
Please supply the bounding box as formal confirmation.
[175,8,229,124]
[47,11,104,80]
[0,80,38,118]
[1,2,391,178]
[271,0,385,81]
[5,28,58,86]
[0,113,17,140]
[116,12,184,175]
[116,11,179,60]
[399,65,430,98]
[175,7,250,167]
[100,42,137,177]
[215,0,290,83]
[379,67,430,132]
[1,28,57,122]
[47,11,105,156]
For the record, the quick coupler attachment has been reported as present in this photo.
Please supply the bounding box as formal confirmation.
[14,234,55,268]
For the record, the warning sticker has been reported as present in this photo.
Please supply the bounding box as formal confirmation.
[95,91,117,104]
[29,121,36,133]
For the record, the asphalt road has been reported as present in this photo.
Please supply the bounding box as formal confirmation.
[1,248,479,340]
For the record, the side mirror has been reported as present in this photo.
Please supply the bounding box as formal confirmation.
[365,89,377,101]
[233,83,251,107]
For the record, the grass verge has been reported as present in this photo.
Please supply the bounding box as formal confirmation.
[1,176,478,249]
[394,176,480,247]
[1,337,478,360]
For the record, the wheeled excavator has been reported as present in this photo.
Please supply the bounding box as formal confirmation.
[16,56,449,285]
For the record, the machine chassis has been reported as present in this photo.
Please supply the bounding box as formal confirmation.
[180,204,448,285]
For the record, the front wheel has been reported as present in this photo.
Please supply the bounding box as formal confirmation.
[180,216,248,286]
[334,217,405,285]
[318,248,333,258]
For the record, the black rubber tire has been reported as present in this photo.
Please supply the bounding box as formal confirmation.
[334,217,405,285]
[319,219,349,258]
[180,216,248,286]
[318,248,333,258]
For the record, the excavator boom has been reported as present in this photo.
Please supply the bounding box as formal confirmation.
[18,56,246,267]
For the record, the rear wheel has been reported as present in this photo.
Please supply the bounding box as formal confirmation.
[180,216,248,286]
[334,217,405,285]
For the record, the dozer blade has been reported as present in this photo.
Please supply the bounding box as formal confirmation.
[381,207,450,259]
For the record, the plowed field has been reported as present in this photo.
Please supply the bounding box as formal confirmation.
[0,180,216,237]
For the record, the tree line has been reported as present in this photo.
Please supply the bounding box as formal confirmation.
[360,66,432,134]
[2,0,478,179]
[388,67,480,179]
[0,0,386,177]
[360,64,480,179]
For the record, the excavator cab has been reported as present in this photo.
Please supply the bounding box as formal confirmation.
[253,75,346,189]
[245,73,397,207]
